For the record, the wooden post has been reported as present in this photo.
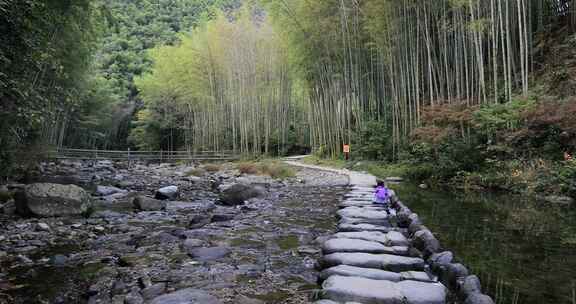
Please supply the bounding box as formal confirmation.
[127,148,131,168]
[160,149,163,162]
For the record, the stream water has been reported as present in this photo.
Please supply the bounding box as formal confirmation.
[392,183,576,304]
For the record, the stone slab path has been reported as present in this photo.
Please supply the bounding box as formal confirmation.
[285,160,447,304]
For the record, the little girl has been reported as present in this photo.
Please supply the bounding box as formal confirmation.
[373,180,391,213]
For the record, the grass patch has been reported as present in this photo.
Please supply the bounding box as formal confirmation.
[257,161,295,179]
[0,190,12,203]
[354,162,411,180]
[301,155,347,169]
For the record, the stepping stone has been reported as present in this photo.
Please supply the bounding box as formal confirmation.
[397,280,446,304]
[322,238,408,255]
[401,271,437,283]
[321,276,446,304]
[339,217,391,226]
[338,208,390,220]
[320,265,402,282]
[322,252,425,272]
[333,231,409,247]
[338,223,402,233]
[320,265,437,283]
[322,275,404,304]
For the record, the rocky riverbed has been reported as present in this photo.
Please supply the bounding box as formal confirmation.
[0,160,349,304]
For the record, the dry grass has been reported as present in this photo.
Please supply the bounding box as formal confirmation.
[257,161,295,179]
[237,162,259,174]
[237,160,295,179]
[186,168,205,177]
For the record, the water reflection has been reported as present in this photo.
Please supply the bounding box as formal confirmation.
[392,183,576,304]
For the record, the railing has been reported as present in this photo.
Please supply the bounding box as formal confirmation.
[51,148,238,161]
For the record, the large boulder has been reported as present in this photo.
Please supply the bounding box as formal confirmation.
[149,288,221,304]
[15,183,92,217]
[155,186,179,200]
[219,184,262,205]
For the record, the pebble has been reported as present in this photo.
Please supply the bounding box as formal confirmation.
[36,222,50,231]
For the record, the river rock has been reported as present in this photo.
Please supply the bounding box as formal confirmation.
[219,184,262,205]
[133,196,166,211]
[155,186,179,200]
[322,252,425,272]
[96,185,125,196]
[183,238,206,250]
[458,275,482,298]
[142,283,166,300]
[36,222,50,231]
[188,247,230,261]
[464,293,495,304]
[442,263,469,289]
[15,183,92,217]
[149,288,221,304]
[412,229,440,257]
[2,199,16,215]
[322,238,407,255]
[429,251,453,267]
[166,201,216,213]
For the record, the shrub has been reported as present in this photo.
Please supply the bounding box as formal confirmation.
[237,162,259,174]
[203,164,221,173]
[257,161,295,179]
[186,168,205,177]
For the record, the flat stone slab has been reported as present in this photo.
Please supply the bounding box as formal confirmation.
[320,265,402,282]
[340,217,391,226]
[322,275,404,304]
[321,276,446,304]
[339,201,377,208]
[322,252,425,272]
[322,238,407,255]
[333,231,409,247]
[397,280,446,304]
[338,223,404,233]
[338,208,390,220]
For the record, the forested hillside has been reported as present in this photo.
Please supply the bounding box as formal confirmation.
[0,0,237,176]
[2,0,576,196]
[128,0,576,195]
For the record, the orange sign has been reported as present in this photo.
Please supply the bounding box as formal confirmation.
[343,144,350,153]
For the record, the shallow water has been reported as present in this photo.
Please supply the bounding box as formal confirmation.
[393,183,576,304]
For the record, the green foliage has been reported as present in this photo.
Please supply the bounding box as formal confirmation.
[353,120,394,161]
[473,97,536,134]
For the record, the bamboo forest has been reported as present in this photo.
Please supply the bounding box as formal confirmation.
[1,1,576,304]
